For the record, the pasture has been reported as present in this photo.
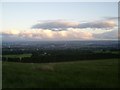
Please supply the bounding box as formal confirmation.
[2,54,32,58]
[2,59,119,88]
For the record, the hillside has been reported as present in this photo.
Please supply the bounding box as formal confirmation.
[2,59,119,88]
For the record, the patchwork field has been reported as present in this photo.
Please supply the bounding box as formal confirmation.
[2,59,119,88]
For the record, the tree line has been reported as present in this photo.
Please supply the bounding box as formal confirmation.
[2,49,119,63]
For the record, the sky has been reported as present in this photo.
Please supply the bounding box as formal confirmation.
[1,2,119,41]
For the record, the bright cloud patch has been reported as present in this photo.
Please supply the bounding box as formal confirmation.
[2,29,93,41]
[2,29,118,41]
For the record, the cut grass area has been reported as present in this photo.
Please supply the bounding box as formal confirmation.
[3,54,32,58]
[2,59,119,88]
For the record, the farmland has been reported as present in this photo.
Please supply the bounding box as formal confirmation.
[2,41,119,88]
[2,54,32,58]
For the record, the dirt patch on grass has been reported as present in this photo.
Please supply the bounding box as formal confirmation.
[35,65,54,72]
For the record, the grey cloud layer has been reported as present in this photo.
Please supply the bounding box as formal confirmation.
[32,20,79,31]
[77,21,116,29]
[32,19,116,31]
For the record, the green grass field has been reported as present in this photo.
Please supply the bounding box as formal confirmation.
[3,54,32,58]
[0,61,2,89]
[2,59,119,88]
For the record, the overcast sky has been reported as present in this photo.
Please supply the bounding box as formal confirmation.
[1,2,118,41]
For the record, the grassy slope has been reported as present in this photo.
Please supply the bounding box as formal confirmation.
[2,59,119,88]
